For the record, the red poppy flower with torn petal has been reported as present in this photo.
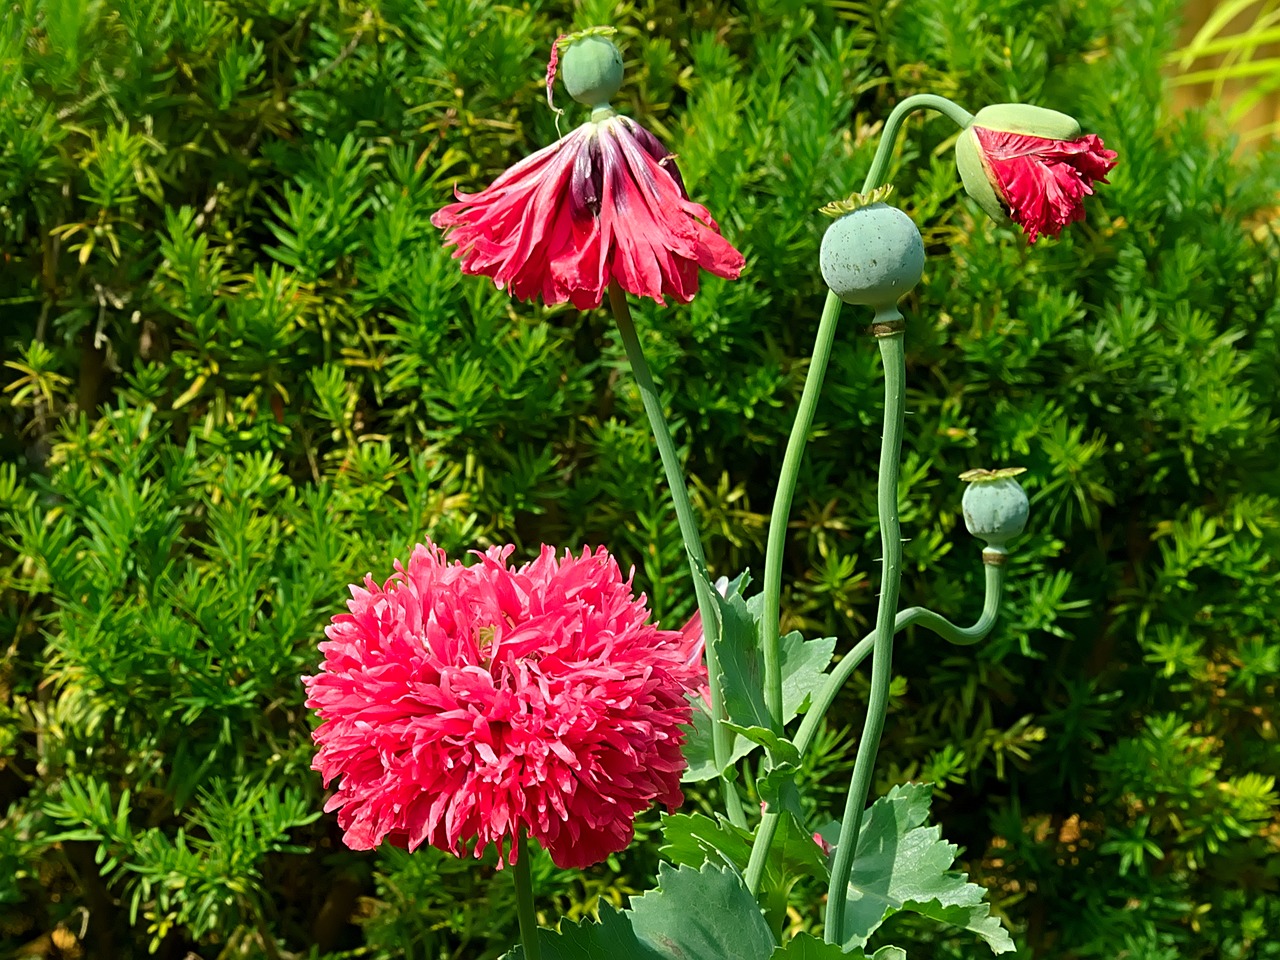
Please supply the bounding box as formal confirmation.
[430,30,744,308]
[956,103,1118,243]
[303,540,705,870]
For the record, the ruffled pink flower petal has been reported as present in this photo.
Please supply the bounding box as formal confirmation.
[431,116,745,308]
[303,541,704,870]
[973,127,1118,243]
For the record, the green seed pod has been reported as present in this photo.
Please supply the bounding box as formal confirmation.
[561,35,624,108]
[819,203,924,312]
[960,468,1029,547]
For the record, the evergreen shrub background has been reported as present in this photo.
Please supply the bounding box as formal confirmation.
[1,0,1278,957]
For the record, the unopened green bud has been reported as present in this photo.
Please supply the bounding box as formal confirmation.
[960,468,1029,548]
[561,35,624,108]
[819,202,924,313]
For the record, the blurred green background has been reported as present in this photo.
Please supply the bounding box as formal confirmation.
[1,0,1278,957]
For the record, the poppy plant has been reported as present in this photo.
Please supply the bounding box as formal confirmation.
[955,103,1118,243]
[430,30,744,308]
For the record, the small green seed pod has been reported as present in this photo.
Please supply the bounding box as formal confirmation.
[819,203,924,313]
[561,35,624,108]
[960,468,1030,548]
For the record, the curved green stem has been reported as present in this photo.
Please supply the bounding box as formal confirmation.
[801,560,1004,751]
[761,290,844,732]
[747,93,974,896]
[825,328,907,944]
[514,833,542,960]
[745,556,1004,894]
[608,282,746,829]
[902,559,1005,648]
[860,94,974,194]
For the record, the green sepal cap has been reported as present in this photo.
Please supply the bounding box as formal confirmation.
[970,103,1081,140]
[818,202,924,312]
[960,468,1029,547]
[955,127,1009,226]
[955,103,1083,228]
[561,34,624,108]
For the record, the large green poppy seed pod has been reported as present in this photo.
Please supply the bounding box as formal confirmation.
[819,203,924,312]
[561,35,624,108]
[960,469,1030,547]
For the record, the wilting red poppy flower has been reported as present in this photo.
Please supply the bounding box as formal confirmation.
[303,541,704,869]
[956,103,1118,243]
[430,32,744,308]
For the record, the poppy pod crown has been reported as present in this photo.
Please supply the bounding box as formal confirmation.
[956,103,1118,243]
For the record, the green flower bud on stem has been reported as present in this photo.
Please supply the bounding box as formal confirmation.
[561,34,624,108]
[960,467,1029,549]
[955,103,1084,227]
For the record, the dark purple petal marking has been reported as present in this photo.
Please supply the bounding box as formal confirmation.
[622,117,688,198]
[571,132,604,216]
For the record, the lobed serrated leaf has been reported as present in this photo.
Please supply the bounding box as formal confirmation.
[819,784,1015,955]
[631,863,778,960]
[507,863,777,960]
[769,933,908,959]
[505,902,665,960]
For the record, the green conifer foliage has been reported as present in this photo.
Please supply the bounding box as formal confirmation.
[1,0,1277,957]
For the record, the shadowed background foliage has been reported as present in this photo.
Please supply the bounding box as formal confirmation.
[1,0,1278,957]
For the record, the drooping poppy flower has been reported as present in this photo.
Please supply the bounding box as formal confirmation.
[303,540,704,869]
[955,103,1118,243]
[430,30,745,309]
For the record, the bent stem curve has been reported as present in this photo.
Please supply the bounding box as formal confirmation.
[824,326,907,943]
[607,281,746,829]
[860,94,974,193]
[746,559,1004,894]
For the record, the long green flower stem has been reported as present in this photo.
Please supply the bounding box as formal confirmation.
[607,281,747,829]
[744,559,1004,894]
[759,95,973,730]
[824,329,907,943]
[760,289,844,731]
[514,833,541,960]
[747,94,975,895]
